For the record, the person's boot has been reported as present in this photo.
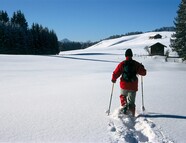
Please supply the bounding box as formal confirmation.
[120,95,128,114]
[123,104,128,114]
[129,104,136,117]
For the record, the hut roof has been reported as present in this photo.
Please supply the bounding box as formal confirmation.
[149,42,167,48]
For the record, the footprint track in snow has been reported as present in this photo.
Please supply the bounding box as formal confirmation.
[108,108,173,143]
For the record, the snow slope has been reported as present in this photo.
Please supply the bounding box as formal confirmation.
[0,32,186,142]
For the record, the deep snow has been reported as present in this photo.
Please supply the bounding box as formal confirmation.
[0,32,186,142]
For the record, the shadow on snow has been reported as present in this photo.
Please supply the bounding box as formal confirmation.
[48,55,119,63]
[138,112,186,120]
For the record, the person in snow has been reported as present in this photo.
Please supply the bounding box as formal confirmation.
[111,49,146,117]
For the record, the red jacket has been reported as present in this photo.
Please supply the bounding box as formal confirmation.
[112,57,146,91]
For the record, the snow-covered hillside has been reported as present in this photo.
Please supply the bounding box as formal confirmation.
[88,31,173,52]
[0,32,186,142]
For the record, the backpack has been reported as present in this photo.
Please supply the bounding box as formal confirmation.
[122,60,137,82]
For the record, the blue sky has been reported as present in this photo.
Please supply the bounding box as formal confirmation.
[0,0,181,42]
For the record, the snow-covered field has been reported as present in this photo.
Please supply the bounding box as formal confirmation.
[0,32,186,142]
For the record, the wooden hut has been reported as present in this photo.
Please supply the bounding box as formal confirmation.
[149,34,162,39]
[149,42,166,56]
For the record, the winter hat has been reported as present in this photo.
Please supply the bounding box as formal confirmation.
[125,49,133,57]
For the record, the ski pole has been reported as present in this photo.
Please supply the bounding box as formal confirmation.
[141,76,145,111]
[107,83,114,116]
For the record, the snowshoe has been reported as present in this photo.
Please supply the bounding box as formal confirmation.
[120,105,129,115]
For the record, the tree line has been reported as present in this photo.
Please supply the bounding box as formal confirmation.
[0,10,59,55]
[59,40,97,51]
[102,27,175,41]
[153,26,175,32]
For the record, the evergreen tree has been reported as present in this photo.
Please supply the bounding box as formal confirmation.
[170,0,186,60]
[0,10,9,23]
[30,23,59,55]
[11,10,28,29]
[31,23,41,54]
[0,22,7,53]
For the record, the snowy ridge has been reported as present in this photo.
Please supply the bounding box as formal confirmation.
[88,32,173,49]
[108,108,173,143]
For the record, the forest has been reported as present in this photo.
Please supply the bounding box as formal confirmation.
[0,10,59,55]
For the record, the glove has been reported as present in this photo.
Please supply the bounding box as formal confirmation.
[111,79,116,83]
